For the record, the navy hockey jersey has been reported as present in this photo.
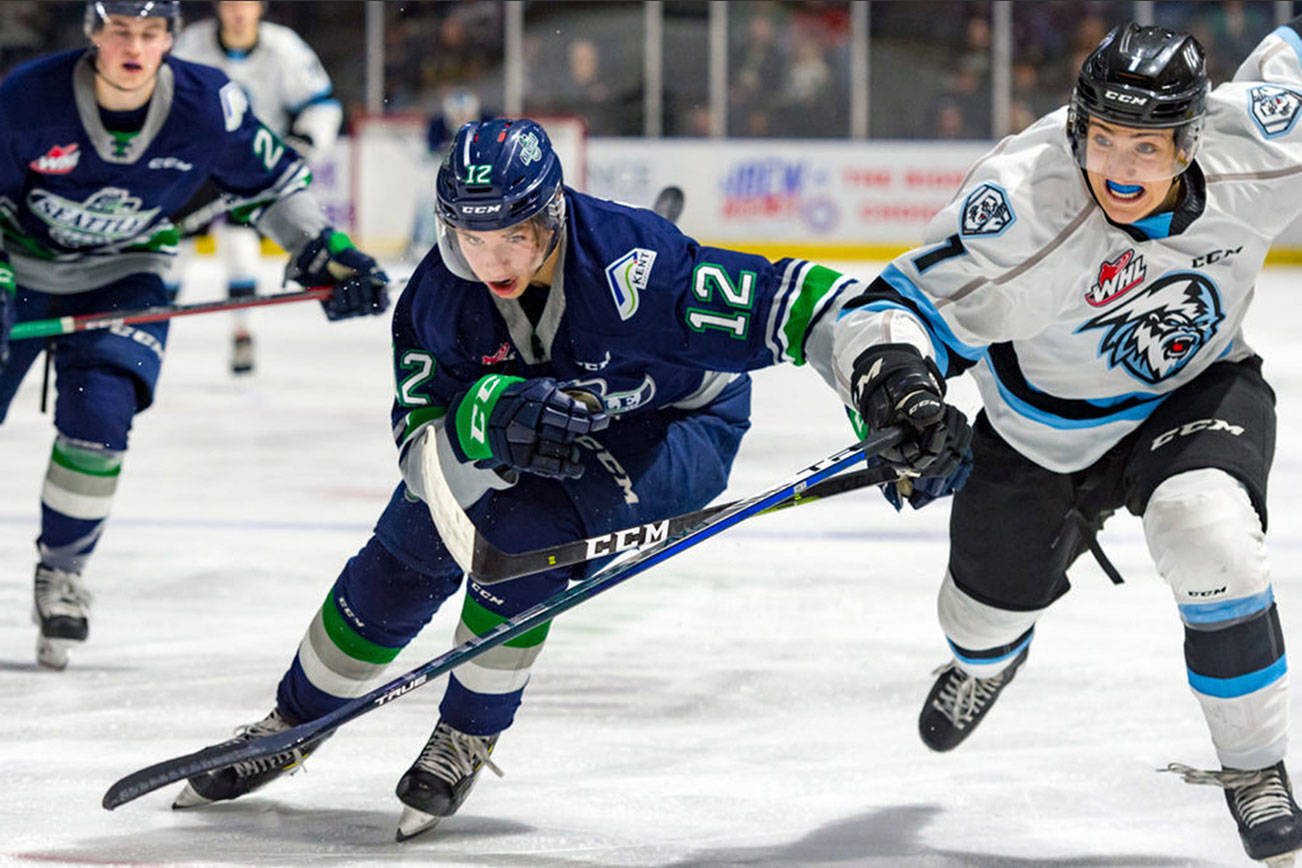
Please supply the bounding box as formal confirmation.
[0,49,313,293]
[391,189,860,504]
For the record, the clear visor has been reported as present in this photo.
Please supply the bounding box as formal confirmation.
[1074,112,1202,184]
[435,194,566,285]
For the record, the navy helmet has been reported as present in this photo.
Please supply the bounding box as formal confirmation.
[84,1,183,37]
[1068,23,1209,179]
[434,119,566,281]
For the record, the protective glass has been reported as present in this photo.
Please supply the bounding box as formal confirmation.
[1073,112,1203,183]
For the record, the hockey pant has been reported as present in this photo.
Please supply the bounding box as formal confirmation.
[276,380,752,735]
[0,276,169,574]
[937,359,1284,769]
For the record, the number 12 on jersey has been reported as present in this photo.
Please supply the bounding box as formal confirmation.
[686,262,755,339]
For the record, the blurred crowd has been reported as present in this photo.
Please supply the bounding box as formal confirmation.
[0,1,1291,142]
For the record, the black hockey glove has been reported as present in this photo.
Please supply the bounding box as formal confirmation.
[879,425,974,511]
[851,343,972,479]
[288,228,390,321]
[455,376,610,480]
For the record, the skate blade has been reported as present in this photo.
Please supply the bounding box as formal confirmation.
[171,782,214,810]
[395,805,442,842]
[36,636,74,671]
[1263,851,1299,867]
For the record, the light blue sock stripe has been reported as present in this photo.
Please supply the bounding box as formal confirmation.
[1179,587,1274,625]
[1188,656,1288,699]
[948,632,1032,668]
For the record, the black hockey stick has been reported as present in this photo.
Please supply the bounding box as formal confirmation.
[652,185,685,223]
[101,427,902,811]
[419,442,895,583]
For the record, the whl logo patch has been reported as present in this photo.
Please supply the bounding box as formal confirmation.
[605,247,657,321]
[30,143,80,175]
[1086,249,1146,306]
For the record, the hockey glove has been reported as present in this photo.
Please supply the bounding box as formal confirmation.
[288,228,390,321]
[0,257,14,367]
[878,423,974,511]
[851,342,972,478]
[452,375,610,480]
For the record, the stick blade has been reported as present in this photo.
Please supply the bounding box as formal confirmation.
[651,185,684,224]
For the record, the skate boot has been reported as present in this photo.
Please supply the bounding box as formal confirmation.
[32,564,91,671]
[230,328,254,375]
[1165,762,1302,866]
[394,719,503,841]
[173,708,331,808]
[918,647,1028,752]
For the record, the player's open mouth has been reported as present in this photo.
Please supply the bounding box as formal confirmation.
[123,61,142,71]
[1105,180,1145,201]
[488,278,516,295]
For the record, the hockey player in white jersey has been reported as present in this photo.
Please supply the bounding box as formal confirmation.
[172,1,342,374]
[825,21,1302,865]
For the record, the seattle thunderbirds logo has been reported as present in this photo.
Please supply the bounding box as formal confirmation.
[1076,272,1223,385]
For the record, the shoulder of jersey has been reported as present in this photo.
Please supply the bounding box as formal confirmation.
[0,49,79,110]
[257,21,316,57]
[952,106,1087,240]
[172,18,217,53]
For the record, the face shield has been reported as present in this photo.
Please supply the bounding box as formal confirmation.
[1069,99,1204,184]
[436,190,567,284]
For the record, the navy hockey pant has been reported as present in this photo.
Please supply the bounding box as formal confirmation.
[276,379,752,736]
[0,276,168,573]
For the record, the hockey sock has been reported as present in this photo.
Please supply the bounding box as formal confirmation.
[38,435,123,573]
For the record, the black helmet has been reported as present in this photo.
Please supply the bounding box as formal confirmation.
[1068,23,1209,179]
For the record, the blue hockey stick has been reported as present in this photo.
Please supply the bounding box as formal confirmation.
[101,426,902,810]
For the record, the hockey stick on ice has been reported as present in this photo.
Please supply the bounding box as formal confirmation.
[101,426,902,811]
[422,435,896,584]
[9,286,334,341]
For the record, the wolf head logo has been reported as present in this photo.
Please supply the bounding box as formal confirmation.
[1076,272,1223,385]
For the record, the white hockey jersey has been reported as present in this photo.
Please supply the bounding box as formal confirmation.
[827,23,1302,473]
[172,19,341,159]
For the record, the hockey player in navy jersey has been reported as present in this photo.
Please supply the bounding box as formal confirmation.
[825,20,1302,864]
[171,117,971,839]
[0,1,389,671]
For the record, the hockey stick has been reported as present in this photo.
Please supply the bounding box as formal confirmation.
[427,453,895,585]
[652,185,685,223]
[9,286,333,341]
[101,427,902,811]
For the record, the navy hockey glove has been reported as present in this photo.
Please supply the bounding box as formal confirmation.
[851,343,971,478]
[0,257,14,367]
[289,228,390,321]
[879,423,974,511]
[453,375,610,480]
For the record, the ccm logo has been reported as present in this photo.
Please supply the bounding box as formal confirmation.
[1105,90,1148,105]
[1150,418,1244,451]
[461,204,502,214]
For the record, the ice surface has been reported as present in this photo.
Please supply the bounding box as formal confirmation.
[4,260,1302,866]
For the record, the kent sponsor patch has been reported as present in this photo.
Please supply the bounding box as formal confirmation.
[960,183,1015,237]
[605,247,657,321]
[1085,249,1146,306]
[29,143,80,175]
[1248,84,1302,138]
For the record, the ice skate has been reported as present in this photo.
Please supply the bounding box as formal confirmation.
[1165,762,1302,865]
[394,719,503,841]
[173,708,330,808]
[32,564,91,671]
[918,647,1027,751]
[230,328,254,375]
